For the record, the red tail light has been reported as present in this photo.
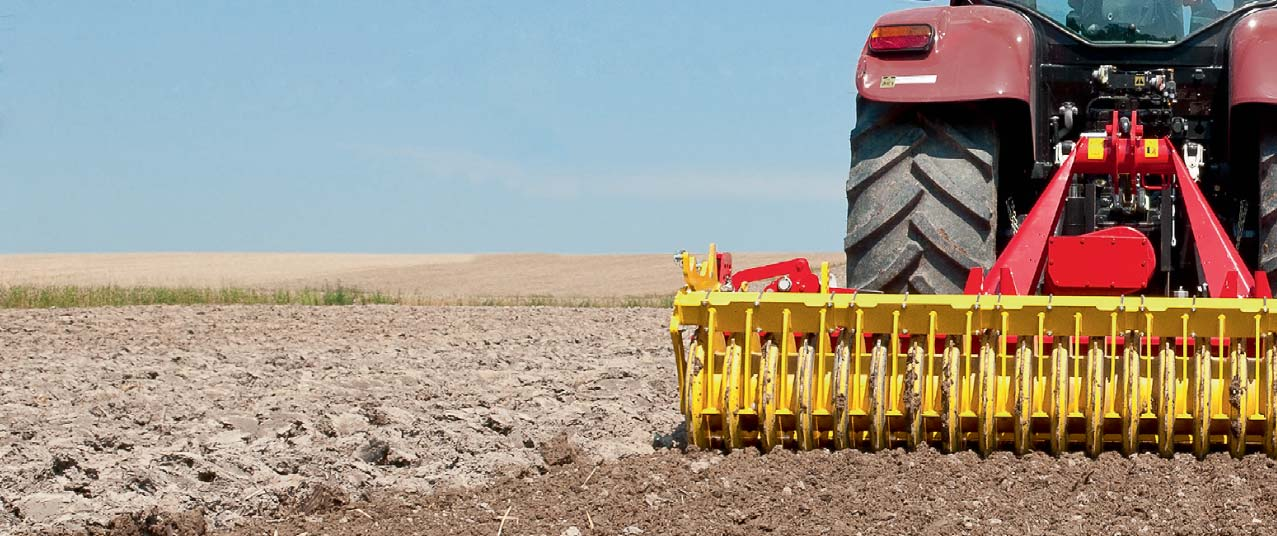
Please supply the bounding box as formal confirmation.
[868,24,934,53]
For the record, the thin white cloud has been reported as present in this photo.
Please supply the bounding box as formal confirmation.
[348,144,838,201]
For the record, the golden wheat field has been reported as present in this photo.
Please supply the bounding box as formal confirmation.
[0,252,845,302]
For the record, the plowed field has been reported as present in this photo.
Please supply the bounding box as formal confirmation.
[3,306,1276,536]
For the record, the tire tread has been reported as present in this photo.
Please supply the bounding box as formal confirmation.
[845,103,998,294]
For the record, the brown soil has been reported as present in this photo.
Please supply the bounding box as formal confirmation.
[223,448,1277,536]
[6,305,1277,536]
[0,252,843,298]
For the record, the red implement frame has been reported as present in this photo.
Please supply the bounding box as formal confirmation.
[973,111,1264,298]
[729,259,822,293]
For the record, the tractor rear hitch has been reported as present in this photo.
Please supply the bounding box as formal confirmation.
[978,111,1269,299]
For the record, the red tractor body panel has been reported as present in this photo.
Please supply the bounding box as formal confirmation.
[1230,9,1277,107]
[856,6,1033,106]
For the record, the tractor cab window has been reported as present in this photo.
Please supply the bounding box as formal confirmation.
[1008,0,1255,43]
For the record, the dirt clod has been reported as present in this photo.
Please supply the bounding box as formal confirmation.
[353,439,391,464]
[292,483,349,515]
[99,509,206,536]
[539,433,582,466]
[360,404,392,426]
[50,454,79,476]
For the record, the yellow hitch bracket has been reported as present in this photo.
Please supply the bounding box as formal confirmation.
[680,243,721,292]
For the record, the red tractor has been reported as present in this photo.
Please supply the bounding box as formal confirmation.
[846,0,1277,298]
[668,0,1277,457]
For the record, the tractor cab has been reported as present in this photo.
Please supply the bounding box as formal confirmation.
[1001,0,1258,44]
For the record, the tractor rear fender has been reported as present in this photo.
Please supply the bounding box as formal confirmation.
[856,6,1034,107]
[1230,9,1277,109]
[856,6,1037,161]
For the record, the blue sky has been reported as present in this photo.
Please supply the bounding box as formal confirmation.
[0,1,904,253]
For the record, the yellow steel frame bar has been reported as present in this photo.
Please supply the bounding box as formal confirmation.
[671,290,1277,457]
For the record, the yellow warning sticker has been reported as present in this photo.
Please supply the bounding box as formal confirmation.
[1087,137,1105,160]
[1144,139,1159,158]
[1134,74,1147,87]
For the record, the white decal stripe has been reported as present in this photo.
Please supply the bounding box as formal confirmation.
[892,75,938,85]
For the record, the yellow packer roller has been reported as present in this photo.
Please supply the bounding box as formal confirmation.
[671,246,1277,458]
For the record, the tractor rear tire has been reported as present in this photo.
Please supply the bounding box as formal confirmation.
[1259,120,1277,274]
[845,102,999,294]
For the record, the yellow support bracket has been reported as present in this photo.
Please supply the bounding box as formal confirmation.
[680,243,721,292]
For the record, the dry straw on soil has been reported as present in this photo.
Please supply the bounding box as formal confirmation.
[0,285,673,309]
